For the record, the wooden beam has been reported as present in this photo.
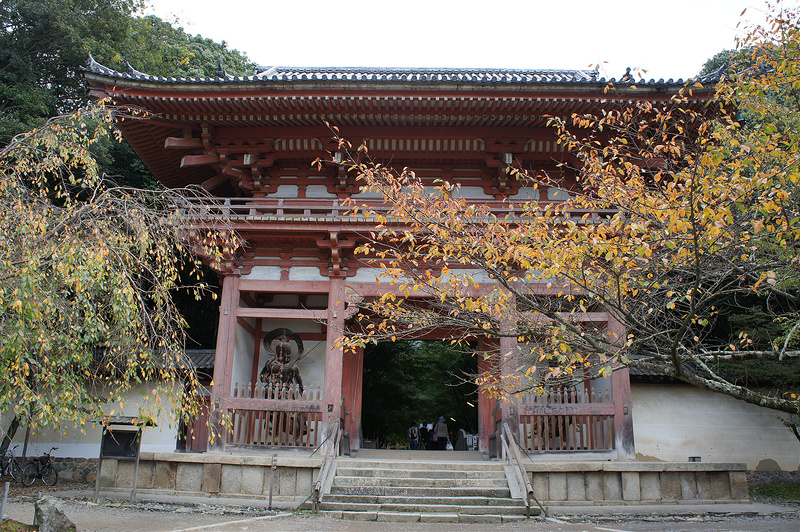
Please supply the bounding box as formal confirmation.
[201,174,228,191]
[226,398,323,412]
[517,403,615,416]
[236,307,328,320]
[239,279,331,293]
[181,154,219,168]
[165,137,203,149]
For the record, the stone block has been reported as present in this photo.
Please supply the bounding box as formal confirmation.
[153,461,177,490]
[680,471,698,500]
[566,472,585,501]
[342,511,378,521]
[202,463,221,493]
[730,471,749,500]
[621,471,640,501]
[418,513,456,523]
[241,465,265,495]
[116,461,135,488]
[176,463,203,492]
[548,472,567,501]
[585,471,603,502]
[639,472,661,501]
[709,471,731,500]
[696,471,712,500]
[602,472,622,500]
[660,472,681,500]
[220,464,242,494]
[294,467,313,495]
[532,473,548,501]
[98,459,117,488]
[135,461,155,489]
[279,467,296,496]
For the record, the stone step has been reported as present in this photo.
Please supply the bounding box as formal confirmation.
[322,510,530,523]
[336,467,506,479]
[329,485,512,498]
[332,475,509,488]
[320,501,530,515]
[337,459,501,471]
[324,494,521,507]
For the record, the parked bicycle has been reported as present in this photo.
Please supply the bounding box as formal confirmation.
[1,445,21,481]
[21,447,58,486]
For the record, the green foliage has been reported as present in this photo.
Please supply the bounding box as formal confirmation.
[750,481,800,500]
[362,341,477,447]
[0,1,252,144]
[0,104,239,437]
[117,15,253,78]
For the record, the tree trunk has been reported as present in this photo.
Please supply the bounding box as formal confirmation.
[0,415,19,454]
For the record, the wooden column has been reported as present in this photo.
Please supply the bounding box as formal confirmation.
[210,274,239,451]
[477,337,496,454]
[500,295,519,438]
[323,278,346,438]
[341,346,364,450]
[608,313,635,459]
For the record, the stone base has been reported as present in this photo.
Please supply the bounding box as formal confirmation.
[526,461,749,504]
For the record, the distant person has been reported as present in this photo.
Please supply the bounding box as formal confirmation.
[418,423,429,450]
[434,416,449,450]
[425,422,436,450]
[407,423,420,450]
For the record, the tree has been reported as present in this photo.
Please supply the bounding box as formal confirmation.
[0,1,253,144]
[333,3,800,419]
[0,104,240,451]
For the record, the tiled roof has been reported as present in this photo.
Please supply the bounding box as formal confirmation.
[84,54,697,87]
[185,349,215,370]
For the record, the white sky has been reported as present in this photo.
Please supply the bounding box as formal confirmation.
[143,0,794,81]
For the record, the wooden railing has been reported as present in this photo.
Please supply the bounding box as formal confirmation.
[175,196,619,223]
[501,422,546,518]
[517,386,615,452]
[227,382,323,448]
[310,419,342,513]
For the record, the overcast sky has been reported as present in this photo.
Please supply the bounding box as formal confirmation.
[144,0,795,81]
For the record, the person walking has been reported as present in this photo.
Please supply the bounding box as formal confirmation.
[407,423,420,450]
[434,416,449,450]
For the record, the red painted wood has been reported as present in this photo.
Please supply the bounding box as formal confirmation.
[324,278,346,433]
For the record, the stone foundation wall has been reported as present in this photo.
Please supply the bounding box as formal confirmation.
[51,458,98,482]
[747,469,800,487]
[97,452,321,501]
[525,462,749,505]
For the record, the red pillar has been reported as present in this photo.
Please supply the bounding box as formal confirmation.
[477,337,496,455]
[211,274,239,451]
[324,278,346,438]
[608,313,635,459]
[341,346,364,449]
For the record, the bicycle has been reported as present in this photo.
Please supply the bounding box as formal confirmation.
[1,445,21,481]
[21,447,58,487]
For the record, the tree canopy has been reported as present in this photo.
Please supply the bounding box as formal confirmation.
[334,3,800,418]
[0,105,240,448]
[0,0,252,144]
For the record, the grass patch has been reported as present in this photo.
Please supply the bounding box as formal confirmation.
[0,520,36,532]
[750,482,800,500]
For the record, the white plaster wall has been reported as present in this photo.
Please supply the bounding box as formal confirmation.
[5,384,181,459]
[510,187,540,200]
[289,266,327,281]
[241,266,282,280]
[632,383,800,470]
[232,321,256,388]
[451,186,489,199]
[273,184,299,197]
[305,184,334,197]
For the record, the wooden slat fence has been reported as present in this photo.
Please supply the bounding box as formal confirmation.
[227,382,323,448]
[517,386,615,452]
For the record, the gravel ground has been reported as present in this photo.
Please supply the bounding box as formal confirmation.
[2,480,800,532]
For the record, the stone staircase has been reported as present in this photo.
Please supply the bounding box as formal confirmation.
[316,450,537,523]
